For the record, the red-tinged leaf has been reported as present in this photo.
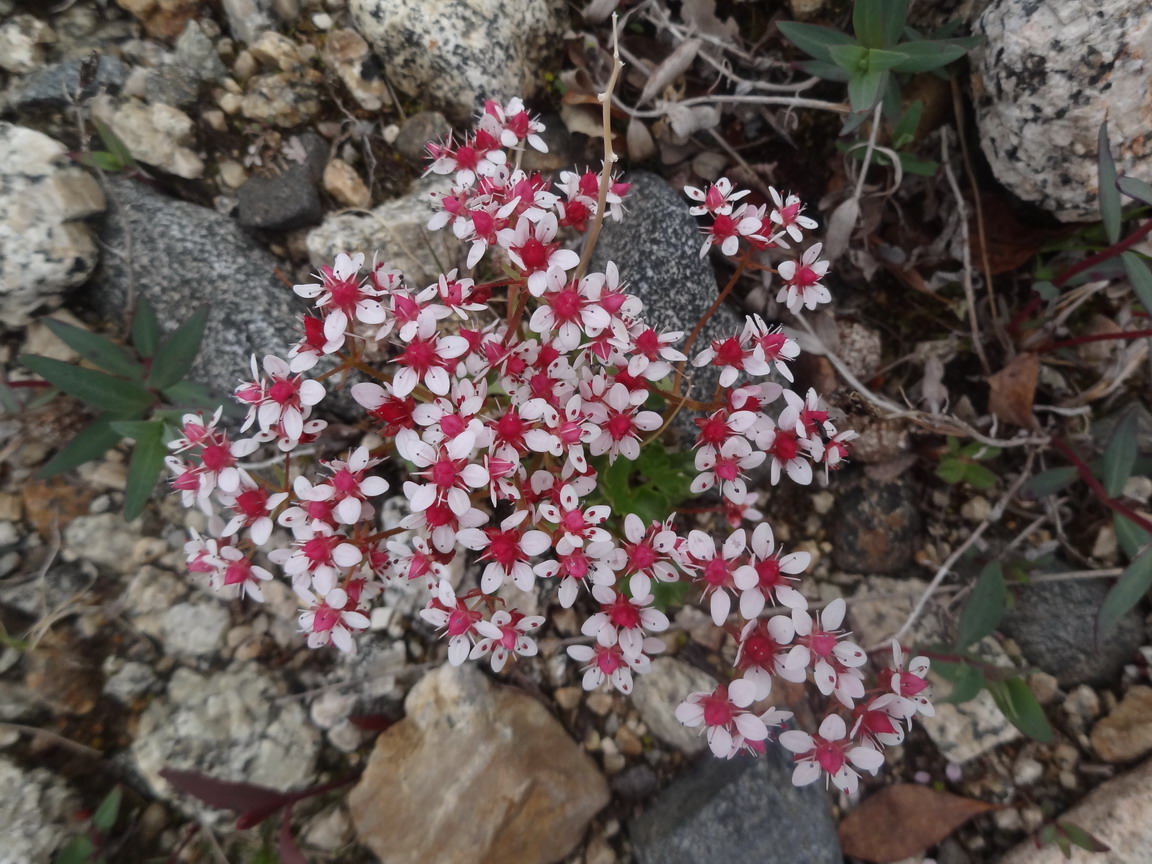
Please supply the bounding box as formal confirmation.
[158,768,293,818]
[839,784,1002,862]
[987,353,1039,428]
[278,805,308,864]
[348,713,396,732]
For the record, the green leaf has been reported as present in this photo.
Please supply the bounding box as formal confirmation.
[132,296,160,359]
[1059,822,1111,853]
[893,100,923,147]
[1115,512,1151,559]
[93,786,122,834]
[827,43,869,72]
[864,48,911,72]
[777,21,858,62]
[0,378,21,413]
[20,355,152,416]
[146,307,208,391]
[897,151,938,176]
[797,59,853,82]
[1096,122,1122,244]
[853,0,907,48]
[1120,251,1152,312]
[1097,547,1152,639]
[1102,410,1139,497]
[161,380,218,409]
[36,416,123,478]
[931,654,985,703]
[43,319,142,379]
[889,40,971,73]
[955,561,1007,649]
[935,457,967,484]
[94,119,135,169]
[76,150,124,172]
[847,68,889,113]
[963,462,998,491]
[1023,466,1078,498]
[987,677,1053,741]
[120,420,167,521]
[54,835,96,864]
[1118,175,1152,207]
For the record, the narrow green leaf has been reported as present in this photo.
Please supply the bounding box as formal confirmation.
[93,786,122,833]
[1096,123,1122,244]
[987,677,1053,742]
[0,378,21,413]
[1060,822,1111,853]
[1102,410,1139,497]
[146,307,208,391]
[797,59,853,82]
[121,420,167,521]
[827,43,869,72]
[935,457,967,484]
[847,68,888,113]
[1115,512,1151,559]
[1120,251,1152,312]
[964,463,998,490]
[930,654,985,703]
[955,561,1007,649]
[54,835,96,864]
[896,151,938,176]
[20,355,152,416]
[1118,175,1152,207]
[94,119,135,168]
[853,0,907,48]
[889,40,971,73]
[132,295,160,358]
[43,319,142,379]
[777,21,858,62]
[893,100,923,147]
[864,47,910,72]
[1023,466,1078,498]
[76,150,124,172]
[1097,547,1152,639]
[161,380,219,409]
[36,416,123,478]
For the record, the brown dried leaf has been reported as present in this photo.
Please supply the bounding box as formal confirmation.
[839,785,1001,862]
[987,352,1040,428]
[638,38,701,107]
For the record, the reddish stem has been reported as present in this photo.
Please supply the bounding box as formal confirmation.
[5,380,51,389]
[1037,329,1152,353]
[1052,219,1152,289]
[1051,436,1152,536]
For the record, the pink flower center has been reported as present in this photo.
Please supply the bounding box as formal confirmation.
[606,596,641,629]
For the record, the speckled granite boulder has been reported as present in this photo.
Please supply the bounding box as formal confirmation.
[0,758,79,864]
[349,0,566,121]
[971,0,1152,221]
[0,123,105,327]
[90,176,306,388]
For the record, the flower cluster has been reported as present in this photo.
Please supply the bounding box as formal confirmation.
[168,98,929,792]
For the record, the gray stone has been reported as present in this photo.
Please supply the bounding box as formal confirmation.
[11,55,128,111]
[89,175,309,388]
[0,14,55,74]
[971,0,1152,222]
[104,659,159,703]
[348,663,608,864]
[393,110,450,162]
[174,20,227,80]
[1001,576,1143,687]
[632,658,717,755]
[350,0,566,122]
[306,175,456,290]
[999,757,1152,864]
[0,758,78,864]
[831,474,922,574]
[62,513,141,569]
[322,27,390,112]
[0,562,96,618]
[161,600,231,657]
[144,66,201,108]
[0,123,105,327]
[89,96,204,179]
[132,662,320,821]
[240,70,323,127]
[589,171,743,445]
[238,163,323,230]
[631,747,841,864]
[221,0,275,44]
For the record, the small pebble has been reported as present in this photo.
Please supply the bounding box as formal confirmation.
[587,691,614,717]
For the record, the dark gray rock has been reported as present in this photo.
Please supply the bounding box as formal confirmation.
[631,747,841,864]
[237,131,328,231]
[393,110,450,162]
[88,176,307,389]
[144,66,201,108]
[350,0,566,122]
[611,764,658,802]
[12,54,128,111]
[1001,576,1143,687]
[589,171,743,446]
[832,474,922,574]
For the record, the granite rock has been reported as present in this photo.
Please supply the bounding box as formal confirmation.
[220,0,274,44]
[631,747,841,864]
[632,658,717,755]
[393,110,451,162]
[131,662,320,820]
[350,0,566,122]
[89,96,204,179]
[971,0,1152,221]
[11,55,128,111]
[831,474,922,574]
[90,175,308,387]
[0,758,78,864]
[0,14,55,74]
[0,123,105,327]
[348,663,608,864]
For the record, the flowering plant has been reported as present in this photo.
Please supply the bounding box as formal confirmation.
[169,96,932,794]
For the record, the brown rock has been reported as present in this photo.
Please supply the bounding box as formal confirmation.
[349,664,608,864]
[322,158,371,209]
[1091,686,1152,763]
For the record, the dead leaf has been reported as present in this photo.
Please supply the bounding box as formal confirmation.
[665,103,720,138]
[23,476,97,539]
[638,39,701,107]
[824,197,861,262]
[987,352,1040,428]
[626,119,656,161]
[971,193,1078,275]
[582,0,617,24]
[839,785,1002,863]
[680,0,738,38]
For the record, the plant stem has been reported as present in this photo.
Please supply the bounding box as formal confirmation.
[1053,219,1152,288]
[1038,329,1152,353]
[1050,436,1152,535]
